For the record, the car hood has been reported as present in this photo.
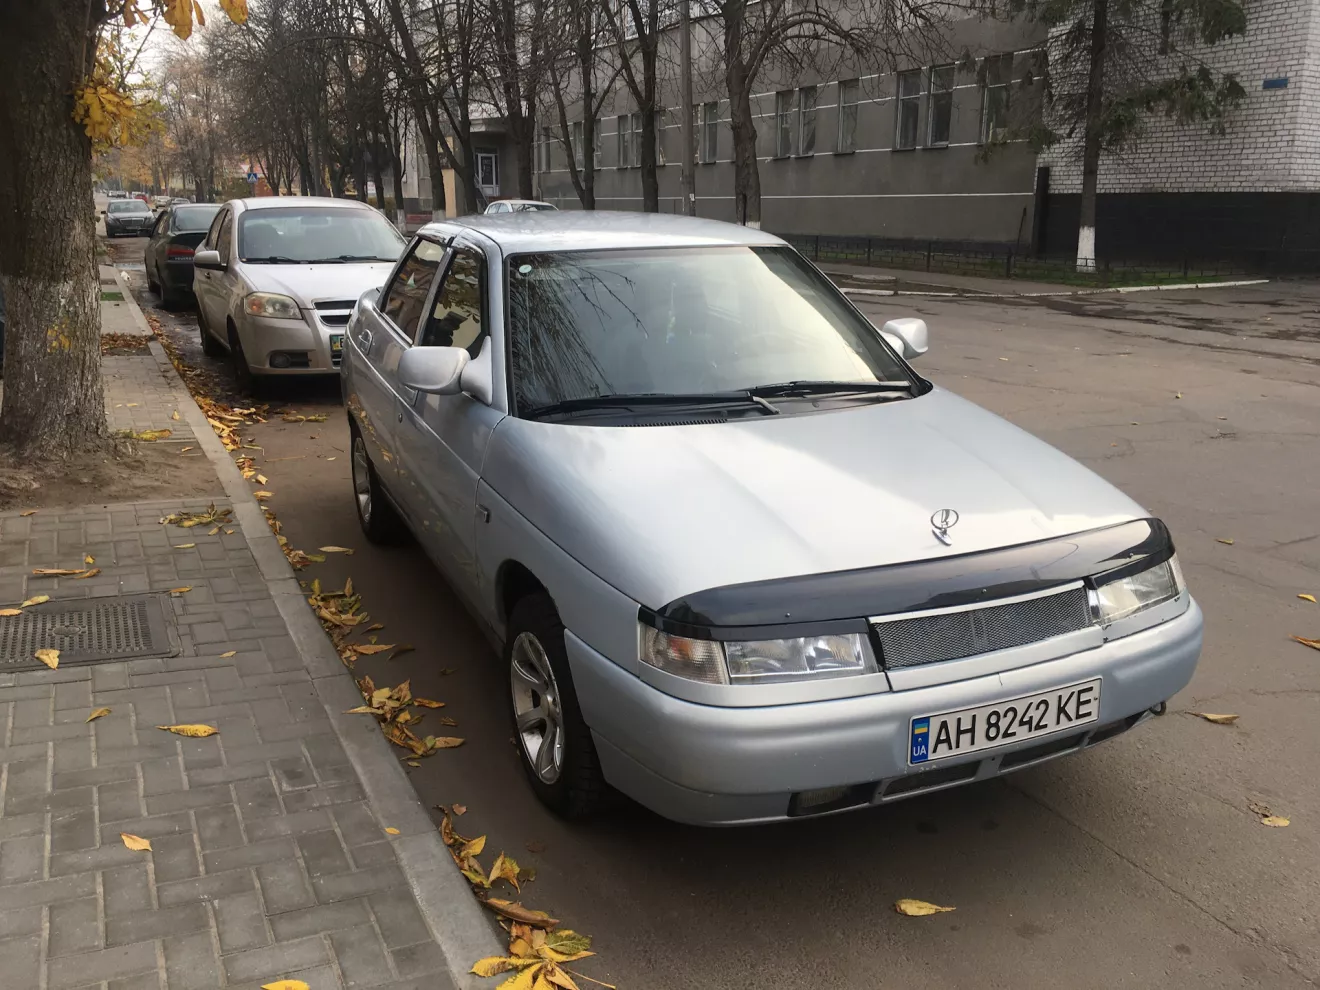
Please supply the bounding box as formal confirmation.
[482,388,1148,611]
[244,262,395,306]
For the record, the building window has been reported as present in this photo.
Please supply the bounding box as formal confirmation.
[837,78,858,153]
[700,101,718,163]
[593,117,602,169]
[617,114,630,167]
[655,111,666,165]
[928,65,954,146]
[775,90,795,157]
[570,121,584,169]
[895,70,922,150]
[798,86,817,156]
[537,127,553,172]
[981,54,1013,143]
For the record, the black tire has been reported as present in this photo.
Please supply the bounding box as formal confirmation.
[227,321,262,396]
[350,422,408,544]
[506,592,606,819]
[198,308,225,357]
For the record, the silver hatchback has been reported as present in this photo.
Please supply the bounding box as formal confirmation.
[341,212,1202,825]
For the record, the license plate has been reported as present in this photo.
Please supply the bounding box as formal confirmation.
[330,334,343,354]
[909,678,1101,765]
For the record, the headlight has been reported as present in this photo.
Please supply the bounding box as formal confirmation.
[639,625,877,685]
[724,633,877,683]
[1094,555,1185,625]
[243,292,303,320]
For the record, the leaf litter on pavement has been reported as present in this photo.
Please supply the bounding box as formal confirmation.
[1249,801,1290,827]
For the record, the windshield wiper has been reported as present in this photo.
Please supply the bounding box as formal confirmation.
[522,391,779,422]
[746,379,915,398]
[328,254,397,262]
[244,255,303,264]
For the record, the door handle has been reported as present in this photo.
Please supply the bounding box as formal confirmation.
[352,323,374,350]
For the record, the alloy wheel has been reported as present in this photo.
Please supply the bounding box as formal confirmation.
[511,631,564,784]
[352,435,372,523]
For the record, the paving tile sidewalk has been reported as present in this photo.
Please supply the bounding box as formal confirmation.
[0,278,496,988]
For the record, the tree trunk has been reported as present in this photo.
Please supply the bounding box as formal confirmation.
[727,62,761,226]
[1077,0,1109,272]
[0,0,107,458]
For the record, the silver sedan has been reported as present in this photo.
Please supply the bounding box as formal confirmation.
[192,196,404,391]
[341,212,1202,825]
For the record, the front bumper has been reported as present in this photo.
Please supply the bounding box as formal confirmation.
[569,599,1203,825]
[234,312,343,375]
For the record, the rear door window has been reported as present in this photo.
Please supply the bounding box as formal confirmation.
[418,246,487,356]
[380,239,447,340]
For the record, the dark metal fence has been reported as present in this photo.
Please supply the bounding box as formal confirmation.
[782,233,1262,286]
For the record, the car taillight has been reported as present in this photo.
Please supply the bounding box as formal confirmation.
[167,245,195,258]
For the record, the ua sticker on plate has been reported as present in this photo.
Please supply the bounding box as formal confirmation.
[910,717,931,763]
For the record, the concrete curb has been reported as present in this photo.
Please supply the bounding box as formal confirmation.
[134,310,505,987]
[841,277,1270,301]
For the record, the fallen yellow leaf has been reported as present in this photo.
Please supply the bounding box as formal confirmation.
[35,648,59,669]
[261,982,311,990]
[353,644,393,655]
[471,958,520,978]
[169,587,192,595]
[180,446,194,453]
[414,698,445,708]
[21,595,49,607]
[406,760,421,767]
[483,898,559,929]
[253,491,274,500]
[75,568,100,579]
[1291,635,1320,651]
[33,568,86,576]
[220,650,236,658]
[1262,816,1290,827]
[84,555,95,565]
[1216,538,1234,545]
[1300,594,1317,603]
[319,546,354,554]
[895,898,955,917]
[173,543,196,549]
[156,724,219,737]
[87,708,111,722]
[384,827,401,835]
[432,737,465,749]
[0,608,22,617]
[172,410,180,421]
[256,474,268,484]
[453,804,467,816]
[1189,712,1239,725]
[19,509,37,516]
[121,832,151,851]
[1175,392,1182,399]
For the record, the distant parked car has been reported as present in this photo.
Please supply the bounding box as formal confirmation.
[484,199,557,214]
[107,190,127,199]
[102,198,154,237]
[172,197,192,206]
[145,203,223,307]
[191,196,405,390]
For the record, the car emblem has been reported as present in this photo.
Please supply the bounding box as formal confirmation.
[931,508,960,546]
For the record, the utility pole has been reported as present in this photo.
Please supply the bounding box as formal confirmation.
[679,0,696,216]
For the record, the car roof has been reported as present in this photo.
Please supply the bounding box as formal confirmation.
[231,196,378,212]
[422,211,785,253]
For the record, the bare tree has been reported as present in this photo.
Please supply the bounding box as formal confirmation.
[602,0,674,212]
[544,0,618,209]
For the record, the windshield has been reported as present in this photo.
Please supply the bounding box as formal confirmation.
[512,203,555,212]
[238,206,405,263]
[108,200,150,215]
[507,246,912,413]
[173,204,221,232]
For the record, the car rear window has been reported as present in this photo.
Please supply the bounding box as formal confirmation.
[173,205,222,232]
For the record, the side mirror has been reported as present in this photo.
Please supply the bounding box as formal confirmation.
[399,346,469,395]
[100,210,107,215]
[193,249,225,272]
[879,317,929,360]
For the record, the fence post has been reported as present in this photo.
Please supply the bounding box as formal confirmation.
[925,242,932,271]
[866,239,872,264]
[1006,251,1014,279]
[1182,256,1190,279]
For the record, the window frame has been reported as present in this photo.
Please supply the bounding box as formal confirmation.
[571,120,584,170]
[836,78,859,154]
[655,111,666,165]
[798,86,817,157]
[379,235,448,344]
[774,90,796,158]
[981,54,1013,144]
[894,69,923,151]
[700,101,719,163]
[927,65,955,147]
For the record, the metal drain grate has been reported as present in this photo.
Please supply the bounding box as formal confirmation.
[0,594,176,671]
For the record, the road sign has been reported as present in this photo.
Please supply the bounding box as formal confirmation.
[246,171,259,183]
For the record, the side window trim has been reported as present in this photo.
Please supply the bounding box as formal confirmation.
[412,248,459,346]
[416,236,490,356]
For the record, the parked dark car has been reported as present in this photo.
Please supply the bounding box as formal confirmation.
[145,203,223,306]
[103,199,154,237]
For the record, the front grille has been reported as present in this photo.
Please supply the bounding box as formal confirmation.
[318,313,351,326]
[875,586,1092,669]
[0,594,175,671]
[314,300,357,310]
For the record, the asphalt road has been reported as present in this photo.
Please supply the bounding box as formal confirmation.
[107,233,1320,989]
